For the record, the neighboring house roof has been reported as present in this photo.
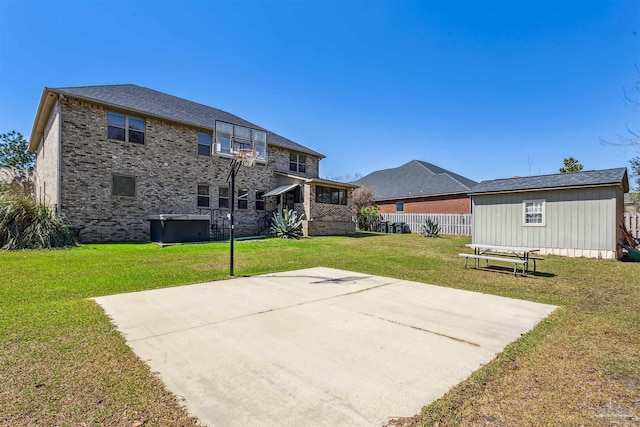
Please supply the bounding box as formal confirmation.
[353,160,477,201]
[469,168,629,195]
[29,84,324,157]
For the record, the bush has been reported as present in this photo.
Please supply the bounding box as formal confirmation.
[357,205,380,231]
[0,183,77,250]
[420,217,441,238]
[270,208,304,239]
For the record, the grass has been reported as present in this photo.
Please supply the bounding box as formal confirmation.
[1,233,638,426]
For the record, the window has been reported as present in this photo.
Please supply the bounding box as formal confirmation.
[112,175,136,197]
[198,132,212,156]
[523,199,545,226]
[108,112,145,144]
[197,184,210,208]
[396,201,404,212]
[256,191,265,210]
[290,153,307,173]
[214,121,267,161]
[315,186,347,205]
[219,187,229,208]
[238,188,248,210]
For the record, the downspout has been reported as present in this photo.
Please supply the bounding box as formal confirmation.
[56,95,63,214]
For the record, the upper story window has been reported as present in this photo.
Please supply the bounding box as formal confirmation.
[214,121,267,161]
[112,174,136,197]
[316,186,347,205]
[396,201,404,212]
[198,132,212,156]
[523,199,545,226]
[290,153,307,173]
[197,184,210,208]
[108,112,145,144]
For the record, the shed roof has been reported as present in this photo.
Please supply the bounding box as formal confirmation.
[353,160,477,200]
[30,84,323,157]
[469,168,629,195]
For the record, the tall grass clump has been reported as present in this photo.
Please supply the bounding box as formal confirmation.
[0,168,76,249]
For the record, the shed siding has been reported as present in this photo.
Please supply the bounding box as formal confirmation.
[472,187,619,258]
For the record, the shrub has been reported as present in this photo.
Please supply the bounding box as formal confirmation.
[357,205,380,231]
[0,181,77,250]
[270,208,304,239]
[420,217,441,238]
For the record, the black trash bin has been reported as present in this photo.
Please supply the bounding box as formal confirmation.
[395,222,406,234]
[387,222,396,233]
[379,221,389,233]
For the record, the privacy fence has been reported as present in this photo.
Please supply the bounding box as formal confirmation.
[380,213,472,236]
[625,212,640,237]
[377,212,639,238]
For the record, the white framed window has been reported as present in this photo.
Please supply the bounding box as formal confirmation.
[238,188,249,210]
[198,132,212,156]
[523,199,545,226]
[107,112,145,144]
[396,201,404,212]
[315,186,346,205]
[289,152,307,173]
[197,184,210,208]
[214,121,267,162]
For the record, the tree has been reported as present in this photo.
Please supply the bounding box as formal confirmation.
[0,131,34,173]
[559,157,584,173]
[351,184,375,214]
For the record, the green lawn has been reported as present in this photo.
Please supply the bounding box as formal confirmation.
[1,234,638,426]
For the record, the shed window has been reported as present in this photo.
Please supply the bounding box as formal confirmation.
[523,199,545,226]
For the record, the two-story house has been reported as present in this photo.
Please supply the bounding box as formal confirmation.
[29,84,356,242]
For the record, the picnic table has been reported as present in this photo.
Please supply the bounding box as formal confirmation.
[460,244,542,276]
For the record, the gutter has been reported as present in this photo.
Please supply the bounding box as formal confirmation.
[468,182,626,196]
[56,95,62,214]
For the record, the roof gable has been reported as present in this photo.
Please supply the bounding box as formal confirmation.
[469,168,629,194]
[33,84,323,157]
[354,160,477,200]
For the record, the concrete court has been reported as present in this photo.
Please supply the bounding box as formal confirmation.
[93,267,557,427]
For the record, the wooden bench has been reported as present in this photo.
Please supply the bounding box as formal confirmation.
[459,253,526,276]
[483,252,544,272]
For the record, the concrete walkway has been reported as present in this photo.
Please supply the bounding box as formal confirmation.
[93,267,556,427]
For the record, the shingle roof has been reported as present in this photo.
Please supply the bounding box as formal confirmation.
[353,160,477,200]
[469,168,629,194]
[51,84,324,157]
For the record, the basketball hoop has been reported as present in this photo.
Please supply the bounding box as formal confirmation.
[237,149,259,167]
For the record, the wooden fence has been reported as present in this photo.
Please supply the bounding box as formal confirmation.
[625,212,640,237]
[380,213,472,236]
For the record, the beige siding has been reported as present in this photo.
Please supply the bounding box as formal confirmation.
[472,187,621,258]
[34,101,61,211]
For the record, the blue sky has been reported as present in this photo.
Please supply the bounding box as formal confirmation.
[0,0,638,184]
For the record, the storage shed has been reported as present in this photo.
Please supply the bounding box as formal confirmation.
[469,168,629,259]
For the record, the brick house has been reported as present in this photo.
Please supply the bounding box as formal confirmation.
[29,84,356,242]
[354,160,477,214]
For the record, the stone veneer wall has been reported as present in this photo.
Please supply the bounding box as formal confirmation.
[34,101,61,211]
[55,97,320,242]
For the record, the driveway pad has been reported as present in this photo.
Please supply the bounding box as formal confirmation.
[94,267,556,426]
